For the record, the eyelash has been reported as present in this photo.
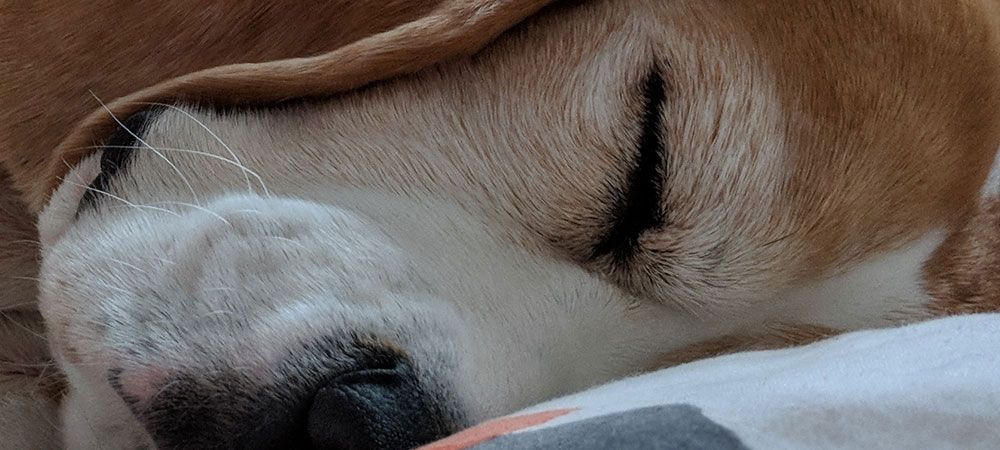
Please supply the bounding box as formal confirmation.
[591,66,669,263]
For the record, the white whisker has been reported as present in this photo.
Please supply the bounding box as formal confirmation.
[7,239,42,248]
[88,91,202,206]
[60,179,181,217]
[4,275,42,283]
[103,257,150,276]
[139,101,271,197]
[0,312,47,341]
[0,301,39,311]
[148,201,231,226]
[263,236,306,249]
[145,375,188,405]
[0,361,56,369]
[96,144,270,196]
[148,256,177,266]
[86,278,136,297]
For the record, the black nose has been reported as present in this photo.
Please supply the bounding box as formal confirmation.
[307,361,455,450]
[120,356,456,449]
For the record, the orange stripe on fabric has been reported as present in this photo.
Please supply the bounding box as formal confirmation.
[419,408,577,450]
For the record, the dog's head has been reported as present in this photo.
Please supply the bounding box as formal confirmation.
[21,0,1000,448]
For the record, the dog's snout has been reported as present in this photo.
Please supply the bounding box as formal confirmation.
[308,360,455,450]
[113,347,455,449]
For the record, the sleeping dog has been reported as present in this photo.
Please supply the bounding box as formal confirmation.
[2,0,1000,448]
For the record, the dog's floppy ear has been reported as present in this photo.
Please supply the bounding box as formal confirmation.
[28,0,554,211]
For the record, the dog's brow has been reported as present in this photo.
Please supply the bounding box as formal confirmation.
[592,65,669,263]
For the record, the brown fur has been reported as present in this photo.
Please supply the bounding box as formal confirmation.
[750,1,1000,275]
[0,176,59,443]
[0,1,552,442]
[0,169,38,312]
[0,0,555,212]
[0,0,439,208]
[925,197,1000,314]
[3,0,1000,362]
[3,1,997,307]
[2,0,1000,443]
[645,1,1000,289]
[653,324,840,369]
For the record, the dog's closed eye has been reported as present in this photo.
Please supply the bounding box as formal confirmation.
[78,108,163,214]
[592,65,669,264]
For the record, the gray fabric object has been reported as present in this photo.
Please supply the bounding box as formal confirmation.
[472,404,748,450]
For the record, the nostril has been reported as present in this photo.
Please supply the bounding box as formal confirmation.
[308,361,454,450]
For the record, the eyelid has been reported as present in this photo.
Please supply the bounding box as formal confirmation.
[591,65,669,263]
[77,108,161,214]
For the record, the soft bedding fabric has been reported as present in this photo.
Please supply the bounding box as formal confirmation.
[424,313,1000,450]
[471,405,747,450]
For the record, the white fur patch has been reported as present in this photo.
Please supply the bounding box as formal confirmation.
[984,146,1000,200]
[763,230,946,330]
[29,1,987,446]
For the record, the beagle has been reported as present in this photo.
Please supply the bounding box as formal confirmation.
[1,0,999,448]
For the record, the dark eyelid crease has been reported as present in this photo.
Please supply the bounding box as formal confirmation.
[592,65,668,263]
[77,108,162,214]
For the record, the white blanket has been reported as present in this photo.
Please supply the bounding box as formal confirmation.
[493,314,1000,449]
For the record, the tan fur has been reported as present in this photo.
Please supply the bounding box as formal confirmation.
[630,1,1000,302]
[0,0,552,443]
[0,0,554,212]
[0,170,60,446]
[643,1,1000,364]
[0,0,443,208]
[3,0,1000,445]
[0,169,38,312]
[738,1,1000,275]
[653,324,840,369]
[4,1,997,304]
[925,197,1000,314]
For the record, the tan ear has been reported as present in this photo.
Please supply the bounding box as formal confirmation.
[3,0,441,209]
[20,0,554,211]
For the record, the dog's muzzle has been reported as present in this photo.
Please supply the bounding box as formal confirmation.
[111,343,457,449]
